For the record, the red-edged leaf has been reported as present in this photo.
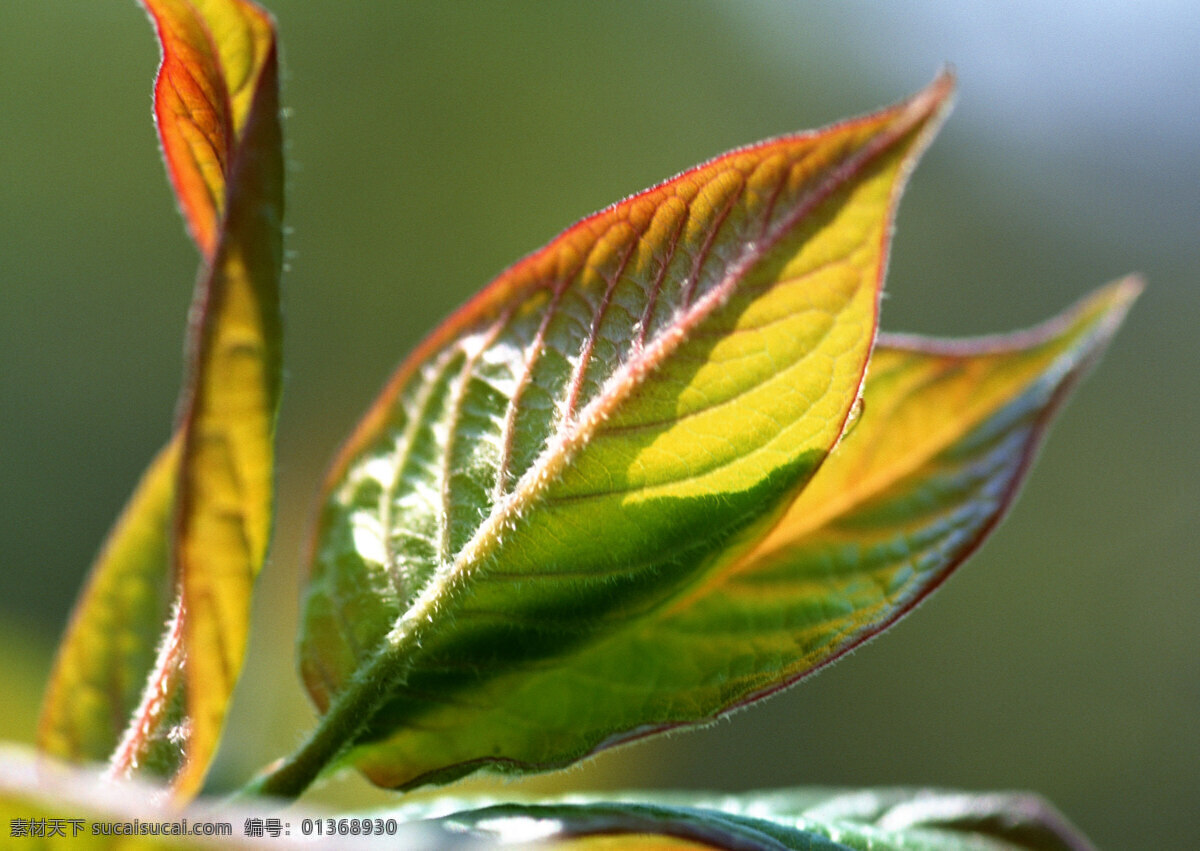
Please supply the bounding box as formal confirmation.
[151,0,284,801]
[260,75,954,797]
[47,0,286,802]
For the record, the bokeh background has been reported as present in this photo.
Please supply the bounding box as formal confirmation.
[2,2,1196,847]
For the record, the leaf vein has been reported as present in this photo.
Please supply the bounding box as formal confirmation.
[437,310,514,567]
[563,235,641,421]
[492,280,570,504]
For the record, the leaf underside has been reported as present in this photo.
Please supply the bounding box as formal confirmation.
[38,0,284,802]
[426,788,1096,850]
[299,76,961,789]
[297,69,1139,785]
[316,261,1136,790]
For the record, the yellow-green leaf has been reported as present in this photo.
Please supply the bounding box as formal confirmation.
[273,75,953,797]
[152,0,284,800]
[600,277,1144,715]
[39,438,180,763]
[42,0,284,801]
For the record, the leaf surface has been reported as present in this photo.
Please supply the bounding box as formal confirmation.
[148,0,284,799]
[40,0,284,801]
[631,277,1144,712]
[146,0,277,257]
[293,76,953,792]
[311,274,1137,790]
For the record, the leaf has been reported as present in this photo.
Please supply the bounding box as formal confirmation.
[618,277,1144,713]
[145,0,278,258]
[0,746,1097,851]
[284,75,954,795]
[297,270,1137,792]
[39,0,284,800]
[145,0,285,799]
[39,438,180,763]
[427,282,1141,780]
[419,788,1097,850]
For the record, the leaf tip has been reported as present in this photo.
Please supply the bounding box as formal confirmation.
[898,67,957,155]
[1062,273,1144,367]
[922,65,958,110]
[1097,272,1145,322]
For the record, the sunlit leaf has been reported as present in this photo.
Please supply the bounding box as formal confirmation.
[40,0,284,800]
[147,0,285,800]
[144,0,277,258]
[623,277,1145,713]
[287,75,953,795]
[297,271,1137,792]
[419,788,1096,850]
[39,439,179,763]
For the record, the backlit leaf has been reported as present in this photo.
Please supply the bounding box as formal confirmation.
[39,438,179,763]
[717,278,1144,651]
[148,0,284,799]
[300,275,1137,792]
[40,0,284,800]
[501,277,1141,748]
[145,0,277,258]
[288,75,953,794]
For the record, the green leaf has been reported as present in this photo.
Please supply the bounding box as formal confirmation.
[416,788,1096,850]
[292,269,1137,794]
[614,277,1144,713]
[0,745,1096,850]
[282,75,954,796]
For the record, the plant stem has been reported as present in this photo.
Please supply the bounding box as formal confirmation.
[235,625,416,801]
[242,543,475,800]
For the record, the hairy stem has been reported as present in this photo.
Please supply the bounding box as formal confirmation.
[236,622,421,801]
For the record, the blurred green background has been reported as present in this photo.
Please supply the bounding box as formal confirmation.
[1,2,1196,847]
